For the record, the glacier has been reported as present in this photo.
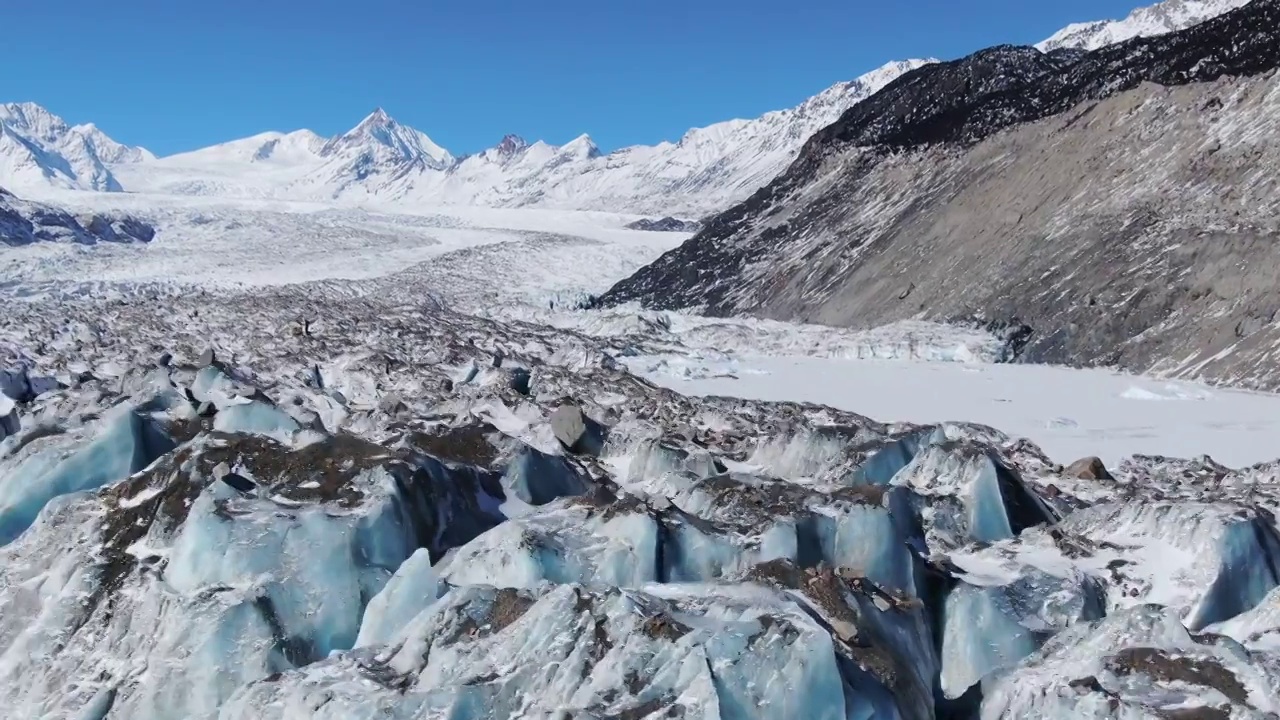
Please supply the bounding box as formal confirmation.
[0,284,1277,718]
[1,1,1278,717]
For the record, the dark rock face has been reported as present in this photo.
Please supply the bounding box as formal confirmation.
[0,187,156,246]
[494,134,528,160]
[624,217,702,233]
[598,0,1280,389]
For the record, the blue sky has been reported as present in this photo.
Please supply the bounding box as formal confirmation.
[6,0,1147,156]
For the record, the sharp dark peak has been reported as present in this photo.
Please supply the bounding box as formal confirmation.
[495,134,529,159]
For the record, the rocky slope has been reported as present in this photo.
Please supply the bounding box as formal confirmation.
[599,0,1280,390]
[1,281,1280,718]
[0,187,155,247]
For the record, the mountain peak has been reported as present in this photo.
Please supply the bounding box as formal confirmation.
[561,133,600,158]
[0,102,70,139]
[338,107,399,140]
[360,107,393,127]
[495,134,529,159]
[320,108,454,170]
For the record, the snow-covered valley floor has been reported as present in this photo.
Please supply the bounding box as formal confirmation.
[627,353,1280,468]
[5,193,1280,719]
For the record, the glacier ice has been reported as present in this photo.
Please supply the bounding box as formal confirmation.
[1189,515,1280,631]
[0,404,174,545]
[222,583,859,720]
[982,604,1280,718]
[211,400,301,444]
[4,284,1280,719]
[940,568,1105,699]
[499,442,590,505]
[893,441,1057,551]
[355,548,442,648]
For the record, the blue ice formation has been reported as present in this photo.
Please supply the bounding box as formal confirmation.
[853,427,946,485]
[500,444,589,506]
[941,569,1105,698]
[0,407,174,545]
[1189,515,1280,630]
[356,548,442,647]
[212,401,300,444]
[165,468,419,660]
[223,583,862,720]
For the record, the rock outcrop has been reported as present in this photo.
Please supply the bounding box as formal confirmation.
[0,187,155,246]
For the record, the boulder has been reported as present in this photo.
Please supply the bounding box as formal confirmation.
[1064,457,1113,481]
[550,404,606,456]
[378,394,408,415]
[220,472,256,494]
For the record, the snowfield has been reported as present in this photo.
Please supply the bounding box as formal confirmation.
[625,352,1280,468]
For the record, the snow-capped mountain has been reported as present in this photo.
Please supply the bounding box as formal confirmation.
[319,108,453,168]
[1037,0,1254,51]
[0,102,153,192]
[0,0,1253,216]
[600,0,1280,391]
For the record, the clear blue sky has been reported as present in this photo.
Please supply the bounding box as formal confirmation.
[6,0,1146,157]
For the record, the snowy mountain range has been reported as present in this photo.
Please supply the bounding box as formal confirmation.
[0,0,1253,217]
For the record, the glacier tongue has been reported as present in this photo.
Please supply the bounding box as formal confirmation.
[1,284,1279,719]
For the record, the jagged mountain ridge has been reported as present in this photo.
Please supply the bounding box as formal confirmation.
[2,0,1248,215]
[1038,0,1253,51]
[598,0,1280,390]
[105,59,929,216]
[0,103,153,192]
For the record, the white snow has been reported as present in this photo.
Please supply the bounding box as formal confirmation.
[3,60,933,218]
[625,352,1280,467]
[1037,0,1252,52]
[0,192,685,298]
